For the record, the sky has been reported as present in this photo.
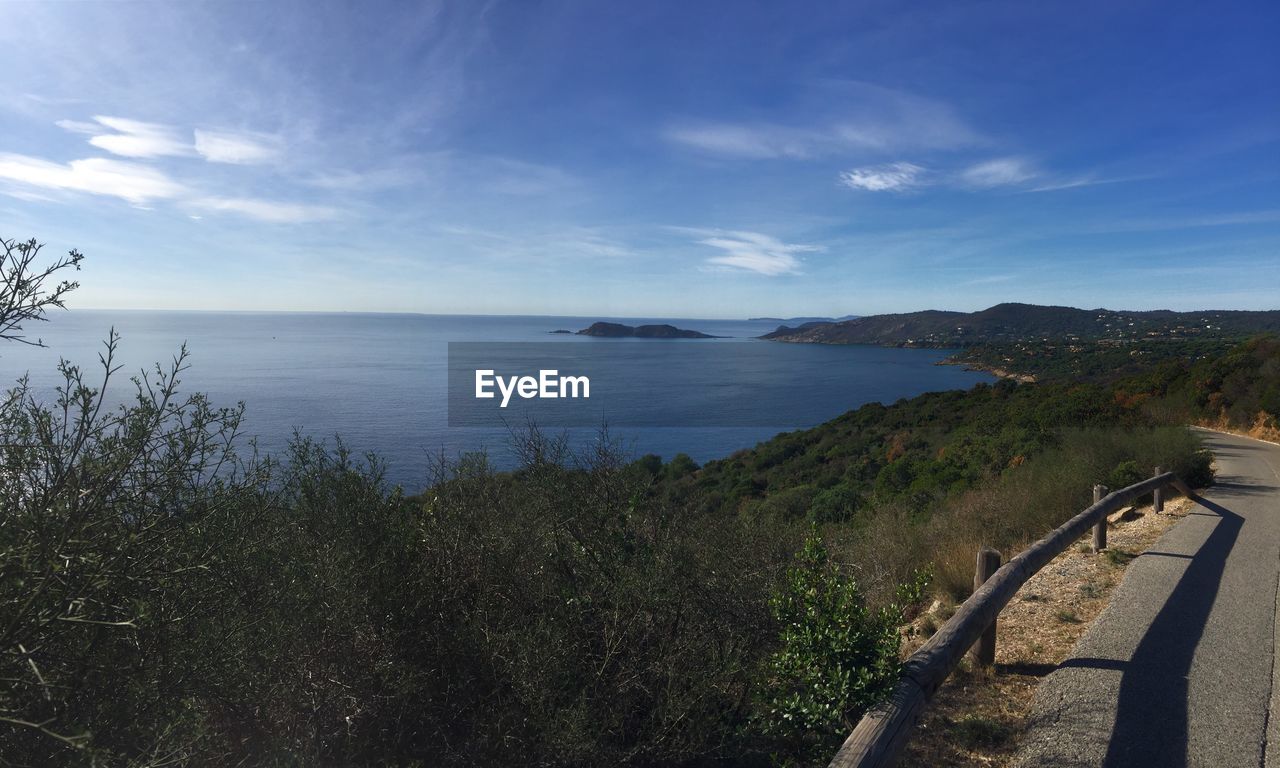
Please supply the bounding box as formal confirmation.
[0,0,1276,318]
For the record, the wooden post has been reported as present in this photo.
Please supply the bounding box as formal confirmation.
[1092,484,1108,552]
[970,548,1001,666]
[829,472,1176,768]
[1153,466,1164,513]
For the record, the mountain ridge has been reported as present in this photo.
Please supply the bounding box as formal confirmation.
[761,302,1280,346]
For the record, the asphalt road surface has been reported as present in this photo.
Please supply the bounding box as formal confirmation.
[1015,428,1280,768]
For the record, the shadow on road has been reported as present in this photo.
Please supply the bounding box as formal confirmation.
[1095,494,1242,767]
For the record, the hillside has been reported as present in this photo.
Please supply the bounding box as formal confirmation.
[762,303,1280,347]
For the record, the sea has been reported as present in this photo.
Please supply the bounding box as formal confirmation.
[0,311,996,491]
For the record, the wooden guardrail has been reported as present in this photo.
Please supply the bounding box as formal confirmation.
[828,467,1194,768]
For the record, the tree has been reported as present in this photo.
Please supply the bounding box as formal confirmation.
[0,235,255,763]
[0,237,83,347]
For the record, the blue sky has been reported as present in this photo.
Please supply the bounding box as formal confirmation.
[0,0,1276,318]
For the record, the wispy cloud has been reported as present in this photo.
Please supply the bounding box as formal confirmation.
[839,162,926,192]
[683,229,819,275]
[59,116,193,159]
[191,196,338,223]
[55,116,281,164]
[0,148,329,222]
[1079,209,1280,234]
[0,153,186,203]
[666,82,982,159]
[1026,174,1148,193]
[193,129,281,164]
[304,166,420,191]
[0,114,330,222]
[665,124,815,159]
[961,273,1017,286]
[0,144,335,221]
[838,156,1140,195]
[961,157,1037,188]
[479,157,577,196]
[0,187,59,203]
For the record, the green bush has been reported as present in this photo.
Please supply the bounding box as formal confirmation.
[757,532,902,766]
[1107,459,1144,490]
[810,483,860,525]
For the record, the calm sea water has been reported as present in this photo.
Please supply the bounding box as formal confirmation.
[0,311,995,491]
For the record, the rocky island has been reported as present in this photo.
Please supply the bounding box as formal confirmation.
[577,321,719,338]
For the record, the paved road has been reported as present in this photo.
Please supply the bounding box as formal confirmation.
[1015,429,1280,768]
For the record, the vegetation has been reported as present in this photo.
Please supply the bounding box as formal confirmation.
[2,236,1277,765]
[652,377,1174,527]
[952,338,1234,382]
[1119,334,1280,439]
[0,237,83,346]
[763,301,1280,347]
[757,534,921,765]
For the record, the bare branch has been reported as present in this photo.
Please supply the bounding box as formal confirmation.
[0,236,84,347]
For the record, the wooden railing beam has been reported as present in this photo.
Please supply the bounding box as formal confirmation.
[828,472,1180,768]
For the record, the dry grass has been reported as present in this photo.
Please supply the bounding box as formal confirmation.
[895,495,1193,767]
[1196,416,1280,445]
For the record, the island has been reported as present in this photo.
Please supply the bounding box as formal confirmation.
[577,321,719,338]
[548,329,573,334]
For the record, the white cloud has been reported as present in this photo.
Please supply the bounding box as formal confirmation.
[838,157,1125,194]
[67,116,194,159]
[961,157,1037,188]
[53,119,101,134]
[437,225,634,263]
[664,124,815,159]
[1026,174,1148,193]
[194,129,281,164]
[666,83,982,159]
[192,196,338,223]
[839,162,926,192]
[689,229,819,276]
[305,166,418,191]
[54,117,281,165]
[0,153,186,203]
[0,187,59,203]
[0,148,334,223]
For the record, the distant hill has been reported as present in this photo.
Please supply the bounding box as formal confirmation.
[761,302,1280,346]
[749,314,860,323]
[578,322,719,339]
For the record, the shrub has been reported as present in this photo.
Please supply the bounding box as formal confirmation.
[810,483,860,524]
[0,336,258,764]
[1107,459,1144,490]
[757,532,902,766]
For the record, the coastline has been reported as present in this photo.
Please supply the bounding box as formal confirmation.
[936,356,1038,384]
[758,334,1037,383]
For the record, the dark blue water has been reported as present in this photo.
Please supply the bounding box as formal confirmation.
[0,311,995,491]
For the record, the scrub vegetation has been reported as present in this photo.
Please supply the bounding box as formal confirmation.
[2,237,1276,766]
